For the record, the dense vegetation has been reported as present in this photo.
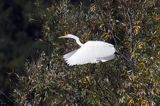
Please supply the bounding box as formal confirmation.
[0,0,160,105]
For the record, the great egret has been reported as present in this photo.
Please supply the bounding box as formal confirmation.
[59,34,116,66]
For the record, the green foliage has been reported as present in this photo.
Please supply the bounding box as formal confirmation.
[11,0,160,105]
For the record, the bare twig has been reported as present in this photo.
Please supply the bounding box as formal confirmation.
[0,90,14,103]
[127,8,134,53]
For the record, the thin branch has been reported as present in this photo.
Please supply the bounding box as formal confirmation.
[127,8,134,53]
[0,90,14,103]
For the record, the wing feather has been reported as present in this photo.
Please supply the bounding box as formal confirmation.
[97,54,115,62]
[63,50,77,59]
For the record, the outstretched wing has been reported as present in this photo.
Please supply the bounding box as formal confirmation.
[63,50,77,59]
[65,41,115,65]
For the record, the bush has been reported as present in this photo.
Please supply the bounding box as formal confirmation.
[4,0,160,105]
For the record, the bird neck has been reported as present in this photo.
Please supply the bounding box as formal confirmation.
[70,35,83,46]
[75,38,83,46]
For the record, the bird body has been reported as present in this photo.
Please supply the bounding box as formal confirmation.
[59,34,115,66]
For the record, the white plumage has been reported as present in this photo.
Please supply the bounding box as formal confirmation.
[59,34,116,66]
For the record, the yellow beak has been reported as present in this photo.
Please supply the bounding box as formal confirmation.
[58,36,67,38]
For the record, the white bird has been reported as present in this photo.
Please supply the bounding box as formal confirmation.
[59,34,116,66]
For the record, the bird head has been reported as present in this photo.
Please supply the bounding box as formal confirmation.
[59,34,78,39]
[59,34,83,46]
